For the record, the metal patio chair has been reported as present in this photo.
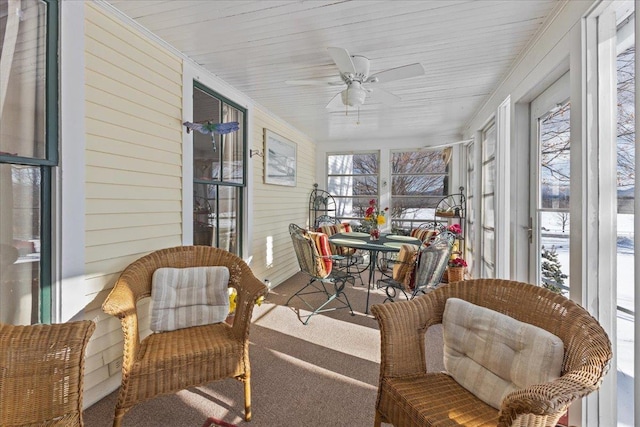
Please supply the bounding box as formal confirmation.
[287,223,355,324]
[378,231,455,302]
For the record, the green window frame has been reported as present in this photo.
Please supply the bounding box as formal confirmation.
[192,81,246,255]
[0,0,58,324]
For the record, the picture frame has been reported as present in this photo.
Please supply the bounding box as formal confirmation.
[264,129,297,186]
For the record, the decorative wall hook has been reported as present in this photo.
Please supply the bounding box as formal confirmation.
[250,149,264,158]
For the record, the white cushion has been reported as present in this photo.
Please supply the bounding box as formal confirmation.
[442,298,564,409]
[150,266,230,332]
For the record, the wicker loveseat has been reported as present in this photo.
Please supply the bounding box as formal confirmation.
[371,278,612,427]
[102,246,268,427]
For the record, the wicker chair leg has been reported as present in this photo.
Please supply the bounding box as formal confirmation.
[374,411,382,427]
[244,377,252,421]
[112,409,125,427]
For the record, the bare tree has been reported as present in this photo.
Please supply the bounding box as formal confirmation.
[390,150,447,218]
[616,46,634,190]
[555,212,569,233]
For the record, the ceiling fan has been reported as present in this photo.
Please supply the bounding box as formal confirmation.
[285,47,425,109]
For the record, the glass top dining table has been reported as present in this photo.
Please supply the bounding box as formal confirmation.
[328,231,422,314]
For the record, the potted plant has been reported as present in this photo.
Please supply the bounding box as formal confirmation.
[447,257,467,282]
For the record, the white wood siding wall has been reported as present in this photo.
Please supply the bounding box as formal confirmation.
[249,108,316,287]
[82,3,183,407]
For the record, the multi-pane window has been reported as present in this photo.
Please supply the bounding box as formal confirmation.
[327,152,379,222]
[390,150,448,231]
[465,143,475,273]
[192,83,245,255]
[481,123,496,278]
[0,0,57,324]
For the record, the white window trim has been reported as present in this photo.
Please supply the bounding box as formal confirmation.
[495,97,511,279]
[58,0,86,323]
[582,2,630,424]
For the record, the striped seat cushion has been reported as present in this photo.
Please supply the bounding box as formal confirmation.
[150,266,230,332]
[410,227,438,243]
[318,223,355,256]
[304,231,333,278]
[392,244,420,290]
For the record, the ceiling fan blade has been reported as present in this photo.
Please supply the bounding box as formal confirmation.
[368,63,425,83]
[368,88,401,105]
[325,92,345,110]
[327,47,356,75]
[285,79,343,86]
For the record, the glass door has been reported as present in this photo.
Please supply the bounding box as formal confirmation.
[529,73,570,292]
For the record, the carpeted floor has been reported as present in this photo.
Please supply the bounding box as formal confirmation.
[83,270,444,427]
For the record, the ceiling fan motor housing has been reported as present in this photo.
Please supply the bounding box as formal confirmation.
[348,55,370,82]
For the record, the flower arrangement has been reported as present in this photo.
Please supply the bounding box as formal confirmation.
[447,223,462,235]
[448,257,467,268]
[364,199,388,227]
[228,288,265,316]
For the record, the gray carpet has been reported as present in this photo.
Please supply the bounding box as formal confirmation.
[83,271,444,427]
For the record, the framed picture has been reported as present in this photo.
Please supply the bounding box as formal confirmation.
[264,129,297,186]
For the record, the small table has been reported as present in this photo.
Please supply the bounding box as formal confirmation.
[329,232,421,314]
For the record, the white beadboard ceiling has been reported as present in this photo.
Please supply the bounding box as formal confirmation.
[105,0,562,145]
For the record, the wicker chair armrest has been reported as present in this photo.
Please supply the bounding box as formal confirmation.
[229,269,269,339]
[102,279,138,319]
[498,369,606,425]
[371,294,445,378]
[102,279,141,365]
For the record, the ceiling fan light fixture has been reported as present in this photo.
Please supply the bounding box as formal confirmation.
[341,86,367,107]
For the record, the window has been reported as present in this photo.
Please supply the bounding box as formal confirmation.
[583,3,635,424]
[327,152,379,222]
[192,82,245,255]
[537,100,570,292]
[481,122,496,278]
[465,143,475,273]
[390,149,448,231]
[0,0,57,325]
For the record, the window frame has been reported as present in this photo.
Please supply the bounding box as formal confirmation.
[191,81,247,255]
[389,148,450,232]
[326,151,380,223]
[0,0,58,324]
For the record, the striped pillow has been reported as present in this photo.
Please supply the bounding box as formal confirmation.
[392,244,420,290]
[318,223,355,256]
[150,266,230,332]
[304,231,333,278]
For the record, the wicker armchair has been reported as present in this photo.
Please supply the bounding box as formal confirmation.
[371,279,612,427]
[102,246,268,427]
[0,320,95,426]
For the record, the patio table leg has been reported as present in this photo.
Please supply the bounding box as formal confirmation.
[365,249,379,314]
